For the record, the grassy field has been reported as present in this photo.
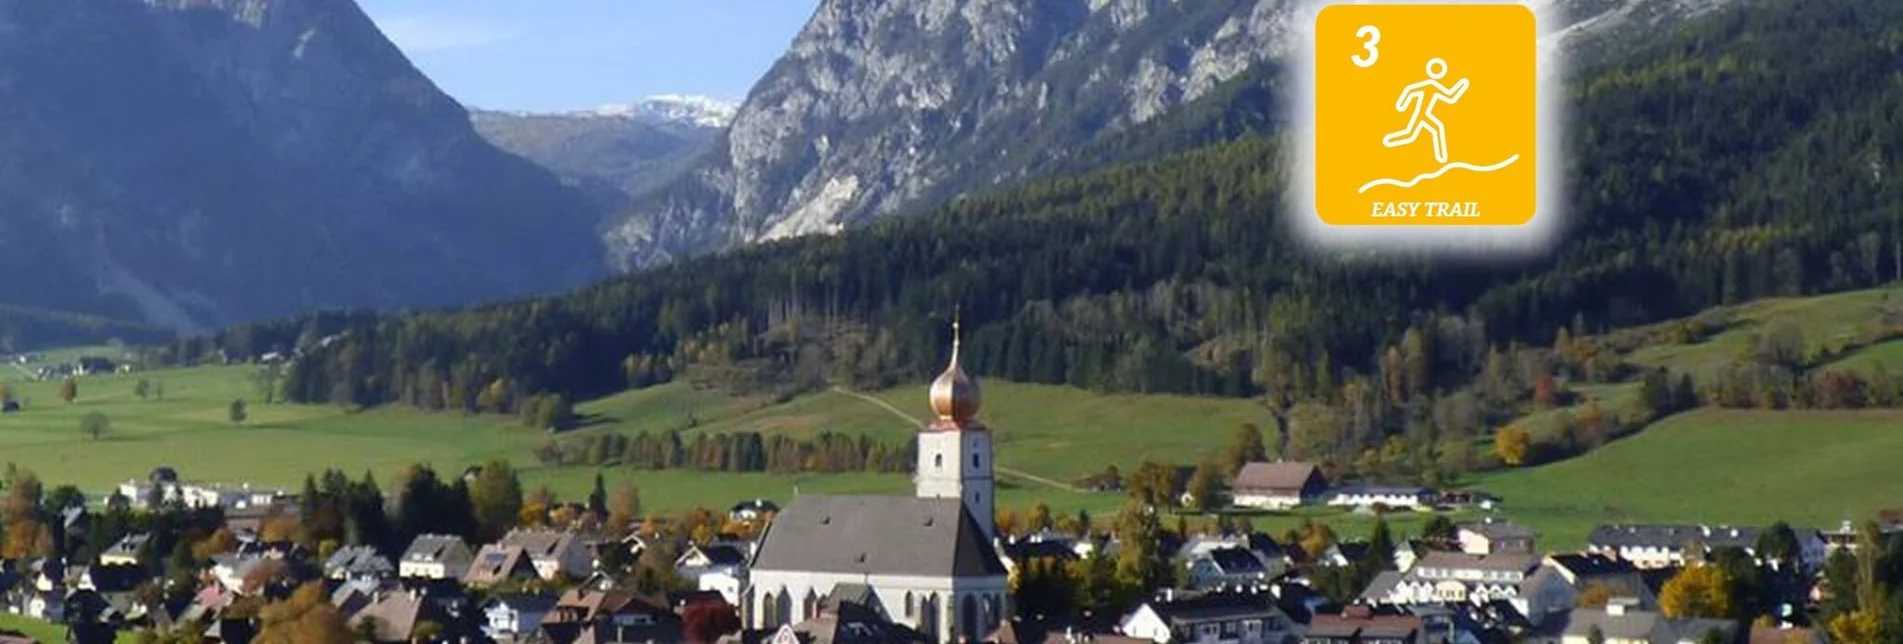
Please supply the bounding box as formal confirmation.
[0,361,1271,517]
[1477,408,1903,549]
[1626,288,1903,378]
[9,288,1903,551]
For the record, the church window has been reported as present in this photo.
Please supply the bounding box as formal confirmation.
[905,592,915,617]
[972,453,980,468]
[935,454,944,469]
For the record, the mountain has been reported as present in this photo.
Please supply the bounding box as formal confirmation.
[603,0,1743,270]
[469,96,736,206]
[0,0,601,343]
[216,0,1903,411]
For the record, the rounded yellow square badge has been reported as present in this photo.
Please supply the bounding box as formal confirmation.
[1314,3,1537,226]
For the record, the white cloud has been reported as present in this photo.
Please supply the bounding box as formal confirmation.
[373,14,519,54]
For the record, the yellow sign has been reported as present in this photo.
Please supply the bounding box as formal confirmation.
[1314,3,1538,226]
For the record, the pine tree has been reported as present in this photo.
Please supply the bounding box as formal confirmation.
[588,472,609,518]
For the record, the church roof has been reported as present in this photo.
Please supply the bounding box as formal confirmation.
[752,495,1006,578]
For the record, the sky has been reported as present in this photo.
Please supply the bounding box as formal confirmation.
[356,0,819,112]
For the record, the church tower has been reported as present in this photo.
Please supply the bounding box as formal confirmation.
[916,318,995,539]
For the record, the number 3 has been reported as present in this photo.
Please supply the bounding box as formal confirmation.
[1352,25,1380,68]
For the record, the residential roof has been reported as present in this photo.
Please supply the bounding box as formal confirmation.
[1204,547,1267,575]
[500,528,581,560]
[750,495,1006,578]
[1409,551,1539,575]
[487,592,559,614]
[1231,462,1324,494]
[1143,591,1283,625]
[1359,571,1404,603]
[1330,485,1434,497]
[103,533,150,557]
[1001,539,1080,564]
[697,543,749,567]
[1459,520,1536,541]
[1587,524,1760,550]
[349,591,429,643]
[1546,553,1639,579]
[83,565,146,593]
[463,545,536,586]
[324,545,394,577]
[1562,606,1736,642]
[1308,606,1423,639]
[401,534,469,563]
[787,595,929,644]
[731,499,780,513]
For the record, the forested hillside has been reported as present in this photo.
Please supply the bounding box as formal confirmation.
[171,0,1902,440]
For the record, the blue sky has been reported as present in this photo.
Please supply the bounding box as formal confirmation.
[357,0,818,112]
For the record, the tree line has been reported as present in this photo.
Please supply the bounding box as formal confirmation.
[533,429,916,474]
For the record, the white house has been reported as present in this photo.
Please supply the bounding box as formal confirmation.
[1560,598,1738,644]
[498,528,594,580]
[1118,590,1296,643]
[1457,520,1536,556]
[1374,551,1576,625]
[399,534,474,580]
[1327,486,1436,512]
[1229,462,1328,510]
[481,593,556,642]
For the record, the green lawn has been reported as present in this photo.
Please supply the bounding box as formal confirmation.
[1627,288,1903,378]
[0,362,1269,517]
[1476,408,1903,550]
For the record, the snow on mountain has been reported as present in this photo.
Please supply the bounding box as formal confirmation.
[594,95,741,128]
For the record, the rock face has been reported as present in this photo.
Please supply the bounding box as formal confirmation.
[605,0,1736,271]
[0,0,601,335]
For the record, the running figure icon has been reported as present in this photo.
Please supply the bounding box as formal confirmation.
[1381,57,1469,163]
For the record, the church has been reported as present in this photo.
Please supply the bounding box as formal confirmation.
[743,322,1010,643]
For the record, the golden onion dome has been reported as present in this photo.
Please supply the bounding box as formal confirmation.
[929,320,981,423]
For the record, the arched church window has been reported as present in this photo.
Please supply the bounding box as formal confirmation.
[935,454,944,469]
[961,594,979,641]
[972,453,980,469]
[905,592,915,617]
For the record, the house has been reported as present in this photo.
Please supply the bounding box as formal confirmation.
[1544,554,1656,610]
[1117,590,1298,644]
[463,545,540,588]
[731,499,781,522]
[1559,598,1737,644]
[98,534,150,567]
[1375,552,1575,625]
[1456,521,1536,556]
[1184,548,1274,592]
[1327,486,1436,512]
[399,534,474,580]
[540,587,681,644]
[1820,514,1903,553]
[767,587,932,643]
[1437,491,1501,511]
[179,483,289,510]
[677,542,750,578]
[1230,462,1329,510]
[1304,605,1422,643]
[1585,525,1759,569]
[499,528,594,580]
[999,537,1084,578]
[75,357,116,376]
[483,592,558,641]
[324,545,395,583]
[348,587,458,644]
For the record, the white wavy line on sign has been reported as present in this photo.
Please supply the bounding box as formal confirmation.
[1358,154,1522,194]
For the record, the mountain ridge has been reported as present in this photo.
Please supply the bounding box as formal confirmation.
[0,0,602,339]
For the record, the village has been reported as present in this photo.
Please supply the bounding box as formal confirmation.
[0,337,1876,644]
